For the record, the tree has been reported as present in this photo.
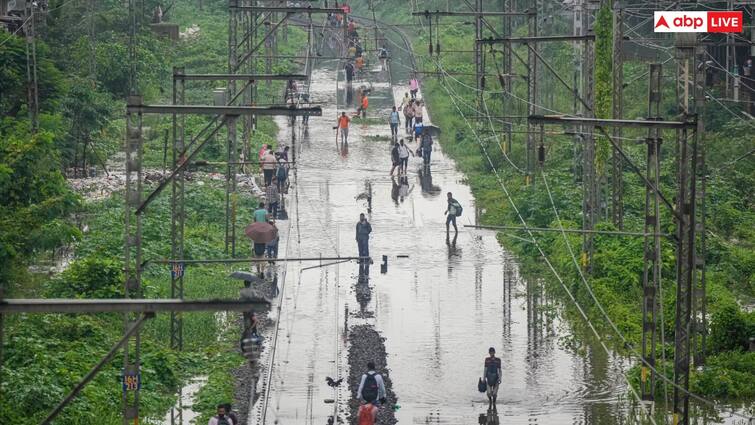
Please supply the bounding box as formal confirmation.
[0,35,64,118]
[0,121,80,287]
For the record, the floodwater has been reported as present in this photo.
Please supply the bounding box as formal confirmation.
[247,46,750,425]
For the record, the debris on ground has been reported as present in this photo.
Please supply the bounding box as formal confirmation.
[180,24,200,40]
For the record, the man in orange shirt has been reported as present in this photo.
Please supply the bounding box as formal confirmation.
[357,401,378,425]
[357,93,368,118]
[337,112,350,144]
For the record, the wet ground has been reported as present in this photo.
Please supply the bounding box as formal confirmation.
[244,31,751,424]
[244,54,638,425]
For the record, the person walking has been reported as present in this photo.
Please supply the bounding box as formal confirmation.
[265,178,280,219]
[419,128,433,166]
[253,238,266,277]
[357,91,369,118]
[413,100,423,126]
[357,401,379,425]
[337,112,350,144]
[397,139,413,175]
[357,361,386,405]
[253,202,268,223]
[345,61,355,83]
[261,148,277,187]
[265,219,279,260]
[404,100,415,134]
[389,106,400,140]
[409,75,419,99]
[444,192,461,235]
[483,347,502,409]
[258,144,269,161]
[401,95,412,133]
[413,120,424,144]
[377,44,389,70]
[355,213,372,265]
[222,404,240,425]
[275,144,288,161]
[208,404,235,425]
[276,159,289,194]
[389,141,400,176]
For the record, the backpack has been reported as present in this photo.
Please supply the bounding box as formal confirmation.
[362,372,379,402]
[453,201,463,217]
[276,164,287,181]
[216,416,232,425]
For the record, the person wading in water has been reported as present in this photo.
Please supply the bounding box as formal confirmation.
[483,347,502,409]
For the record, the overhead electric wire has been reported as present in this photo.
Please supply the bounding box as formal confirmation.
[540,169,671,417]
[436,70,657,425]
[403,9,656,417]
[408,7,754,421]
[0,15,33,48]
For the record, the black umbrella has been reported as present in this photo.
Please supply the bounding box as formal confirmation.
[229,271,265,284]
[424,124,441,138]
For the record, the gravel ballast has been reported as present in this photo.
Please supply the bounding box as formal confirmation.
[347,324,398,425]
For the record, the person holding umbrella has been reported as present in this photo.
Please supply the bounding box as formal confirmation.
[245,221,278,276]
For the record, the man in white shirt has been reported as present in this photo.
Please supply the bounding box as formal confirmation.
[356,361,386,404]
[208,404,235,425]
[397,139,412,175]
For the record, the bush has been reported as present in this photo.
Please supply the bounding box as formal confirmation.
[708,304,755,353]
[46,256,123,299]
[691,351,755,398]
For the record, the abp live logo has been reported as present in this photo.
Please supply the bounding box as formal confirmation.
[654,11,743,33]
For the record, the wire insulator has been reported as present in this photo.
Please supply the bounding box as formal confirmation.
[429,43,433,55]
[480,75,486,91]
[538,145,545,164]
[498,73,506,89]
[436,42,440,55]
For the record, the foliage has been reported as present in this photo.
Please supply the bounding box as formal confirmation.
[45,255,123,299]
[691,351,755,399]
[0,35,65,117]
[0,0,307,421]
[708,304,755,353]
[0,121,80,287]
[193,350,245,424]
[594,4,612,179]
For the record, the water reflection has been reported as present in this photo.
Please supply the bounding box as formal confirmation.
[390,177,399,205]
[345,82,354,107]
[355,264,371,316]
[418,165,441,196]
[502,260,512,342]
[478,407,500,425]
[398,176,413,202]
[446,233,460,271]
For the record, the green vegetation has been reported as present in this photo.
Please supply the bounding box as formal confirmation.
[1,0,303,422]
[360,0,755,406]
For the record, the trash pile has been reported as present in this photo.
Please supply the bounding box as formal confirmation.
[68,170,263,202]
[180,24,200,40]
[68,173,127,201]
